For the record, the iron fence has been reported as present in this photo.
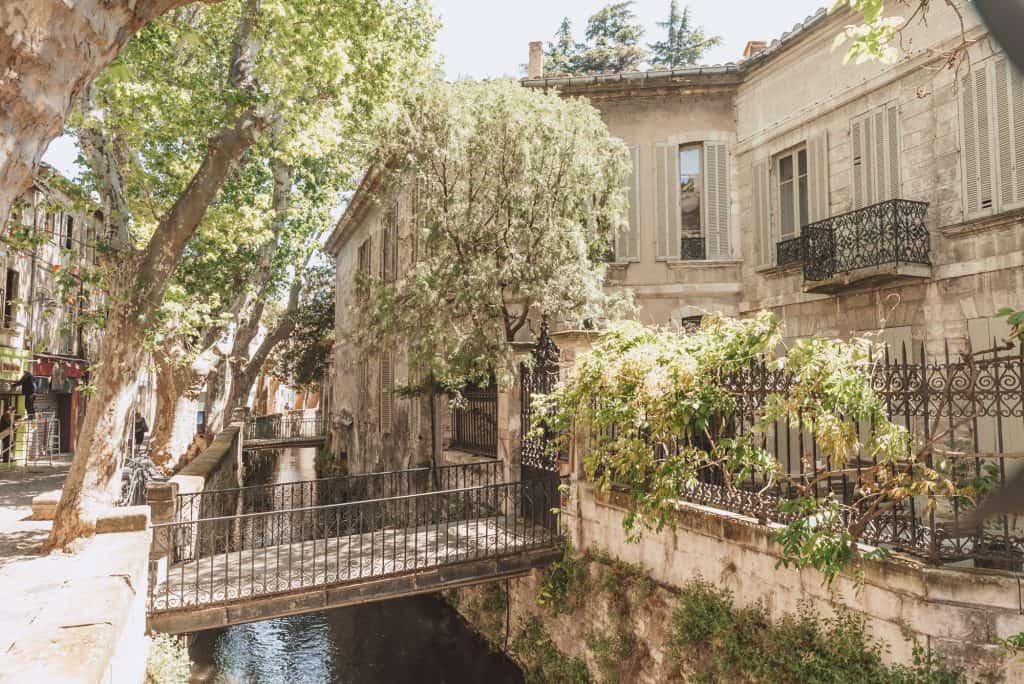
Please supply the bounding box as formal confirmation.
[599,341,1024,569]
[149,476,562,613]
[775,235,804,268]
[681,236,706,261]
[244,411,326,443]
[175,460,503,523]
[803,199,930,281]
[450,385,498,457]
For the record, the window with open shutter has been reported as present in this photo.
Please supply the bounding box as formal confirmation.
[654,142,680,259]
[993,57,1024,212]
[807,133,830,222]
[616,145,641,262]
[751,159,772,267]
[851,103,900,209]
[961,63,995,217]
[703,141,730,259]
[379,352,393,434]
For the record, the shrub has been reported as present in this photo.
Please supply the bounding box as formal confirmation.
[145,633,190,683]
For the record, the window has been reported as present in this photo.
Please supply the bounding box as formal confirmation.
[357,236,371,279]
[380,208,398,283]
[851,103,900,209]
[961,56,1024,218]
[379,352,393,434]
[64,216,74,250]
[776,147,808,240]
[681,315,703,333]
[3,267,18,328]
[655,140,730,260]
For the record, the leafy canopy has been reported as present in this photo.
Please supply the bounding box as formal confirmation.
[648,1,721,69]
[352,79,632,392]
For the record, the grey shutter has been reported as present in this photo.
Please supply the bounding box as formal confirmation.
[886,104,900,199]
[807,133,830,222]
[379,352,393,434]
[962,63,996,217]
[994,57,1024,210]
[617,145,641,261]
[654,142,680,259]
[703,141,730,259]
[751,159,772,267]
[851,117,866,209]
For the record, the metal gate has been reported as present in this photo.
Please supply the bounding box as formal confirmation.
[519,319,561,481]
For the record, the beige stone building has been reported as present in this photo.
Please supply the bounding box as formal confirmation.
[328,4,1024,469]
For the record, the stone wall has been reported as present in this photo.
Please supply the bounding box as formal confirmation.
[564,481,1024,681]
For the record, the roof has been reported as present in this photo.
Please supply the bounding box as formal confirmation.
[520,7,831,89]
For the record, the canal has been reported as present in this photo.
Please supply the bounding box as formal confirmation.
[188,447,524,683]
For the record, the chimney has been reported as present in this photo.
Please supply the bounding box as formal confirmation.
[528,41,544,79]
[743,40,767,59]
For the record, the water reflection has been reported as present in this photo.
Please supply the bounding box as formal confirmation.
[188,447,523,684]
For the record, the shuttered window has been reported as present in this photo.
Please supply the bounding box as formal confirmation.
[655,140,731,260]
[615,145,641,262]
[704,141,730,259]
[357,237,371,278]
[654,142,680,259]
[380,207,398,283]
[993,57,1024,212]
[379,352,393,434]
[807,133,830,222]
[751,159,772,267]
[851,103,900,209]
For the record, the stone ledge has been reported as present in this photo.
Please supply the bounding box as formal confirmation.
[30,488,61,520]
[96,505,150,534]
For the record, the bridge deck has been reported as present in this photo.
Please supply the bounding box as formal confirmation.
[149,515,555,632]
[243,436,326,450]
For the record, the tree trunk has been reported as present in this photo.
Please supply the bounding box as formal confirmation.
[150,353,202,472]
[0,0,220,228]
[203,354,228,440]
[48,110,264,549]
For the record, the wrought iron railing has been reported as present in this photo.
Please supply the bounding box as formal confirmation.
[802,199,930,281]
[450,386,498,457]
[775,235,804,267]
[680,236,706,261]
[599,340,1024,569]
[175,461,503,523]
[149,476,563,613]
[244,411,326,443]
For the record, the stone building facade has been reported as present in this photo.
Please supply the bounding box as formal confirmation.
[328,5,1024,468]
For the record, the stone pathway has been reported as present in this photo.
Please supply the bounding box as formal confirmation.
[0,464,68,570]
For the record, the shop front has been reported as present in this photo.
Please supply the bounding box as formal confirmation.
[0,345,33,414]
[32,355,88,453]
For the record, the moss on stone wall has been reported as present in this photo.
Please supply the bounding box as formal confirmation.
[452,548,970,683]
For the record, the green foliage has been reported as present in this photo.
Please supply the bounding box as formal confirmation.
[544,18,579,76]
[352,79,632,394]
[666,578,966,683]
[145,633,191,683]
[534,314,967,580]
[648,1,721,69]
[585,627,638,683]
[537,545,590,615]
[512,617,592,684]
[829,0,904,64]
[997,307,1024,343]
[576,2,648,74]
[461,583,508,648]
[271,261,335,388]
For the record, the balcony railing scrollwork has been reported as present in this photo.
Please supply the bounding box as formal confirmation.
[802,199,930,282]
[775,235,804,268]
[680,236,706,261]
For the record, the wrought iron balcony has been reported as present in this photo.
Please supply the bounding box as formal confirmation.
[680,236,705,261]
[801,199,930,292]
[775,235,804,268]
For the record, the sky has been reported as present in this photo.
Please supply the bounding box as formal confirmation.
[42,0,826,177]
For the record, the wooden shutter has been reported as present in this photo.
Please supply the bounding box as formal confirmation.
[703,141,730,259]
[654,142,680,259]
[379,352,393,434]
[616,145,641,262]
[851,104,900,208]
[807,133,830,222]
[994,57,1024,211]
[852,117,866,209]
[961,63,996,217]
[751,159,772,267]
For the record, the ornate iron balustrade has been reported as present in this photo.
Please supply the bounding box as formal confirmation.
[775,235,804,267]
[149,476,563,613]
[244,411,326,444]
[450,384,498,457]
[680,236,706,261]
[803,199,930,281]
[597,340,1024,569]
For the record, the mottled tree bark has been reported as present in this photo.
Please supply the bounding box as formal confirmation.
[150,351,203,472]
[48,110,264,549]
[0,0,222,229]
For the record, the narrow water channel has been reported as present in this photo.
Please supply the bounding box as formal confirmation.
[188,447,523,684]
